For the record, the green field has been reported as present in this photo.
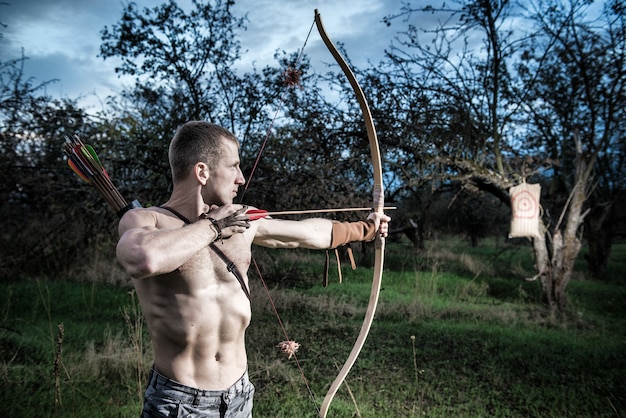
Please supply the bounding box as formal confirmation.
[1,238,624,417]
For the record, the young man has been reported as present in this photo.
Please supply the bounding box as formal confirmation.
[116,121,390,417]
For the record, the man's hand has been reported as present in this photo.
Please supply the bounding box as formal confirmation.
[201,205,250,241]
[367,212,391,238]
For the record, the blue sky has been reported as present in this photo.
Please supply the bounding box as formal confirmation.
[0,0,416,111]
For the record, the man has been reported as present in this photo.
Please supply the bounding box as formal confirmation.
[116,121,390,417]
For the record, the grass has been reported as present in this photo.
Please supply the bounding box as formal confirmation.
[0,238,624,417]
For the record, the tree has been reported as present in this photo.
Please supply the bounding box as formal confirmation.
[100,0,247,124]
[378,0,522,250]
[380,0,624,314]
[97,0,382,219]
[518,0,626,281]
[98,0,311,211]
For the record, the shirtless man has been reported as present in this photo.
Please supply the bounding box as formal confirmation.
[116,121,390,417]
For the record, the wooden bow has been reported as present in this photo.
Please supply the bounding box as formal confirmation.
[314,9,386,417]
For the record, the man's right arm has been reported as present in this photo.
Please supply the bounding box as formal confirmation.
[116,208,220,279]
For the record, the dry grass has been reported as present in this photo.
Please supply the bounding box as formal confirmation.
[67,249,131,287]
[81,330,147,379]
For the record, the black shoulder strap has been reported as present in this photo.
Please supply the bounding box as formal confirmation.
[160,205,192,224]
[209,243,251,301]
[160,205,251,301]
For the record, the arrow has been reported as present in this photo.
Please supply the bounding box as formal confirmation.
[63,135,129,213]
[246,206,396,221]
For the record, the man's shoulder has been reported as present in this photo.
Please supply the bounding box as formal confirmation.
[121,206,162,220]
[118,206,163,232]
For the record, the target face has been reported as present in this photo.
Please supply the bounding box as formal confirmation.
[512,189,538,219]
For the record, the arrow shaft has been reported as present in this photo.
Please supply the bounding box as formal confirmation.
[262,206,396,217]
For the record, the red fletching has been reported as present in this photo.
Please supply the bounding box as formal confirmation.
[246,209,269,221]
[68,158,90,183]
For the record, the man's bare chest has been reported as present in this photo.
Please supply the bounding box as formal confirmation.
[155,206,252,298]
[178,235,252,298]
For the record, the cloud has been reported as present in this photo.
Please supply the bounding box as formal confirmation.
[1,0,410,108]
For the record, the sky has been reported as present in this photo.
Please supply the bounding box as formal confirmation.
[0,0,418,111]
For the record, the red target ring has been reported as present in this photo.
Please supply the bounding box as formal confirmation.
[512,190,538,219]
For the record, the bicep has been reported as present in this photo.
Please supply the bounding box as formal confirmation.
[252,218,332,249]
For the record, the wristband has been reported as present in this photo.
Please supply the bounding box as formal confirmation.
[207,217,222,242]
[330,219,377,248]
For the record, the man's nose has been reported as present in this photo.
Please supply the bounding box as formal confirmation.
[237,168,246,185]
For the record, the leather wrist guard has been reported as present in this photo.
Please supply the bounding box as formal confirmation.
[330,219,377,248]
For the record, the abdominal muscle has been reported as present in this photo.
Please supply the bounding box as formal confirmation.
[133,240,252,390]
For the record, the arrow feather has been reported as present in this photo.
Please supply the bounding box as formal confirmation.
[67,159,90,183]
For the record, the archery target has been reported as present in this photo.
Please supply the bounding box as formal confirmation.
[509,183,541,238]
[512,189,539,219]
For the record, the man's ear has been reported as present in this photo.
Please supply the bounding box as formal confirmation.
[194,162,210,185]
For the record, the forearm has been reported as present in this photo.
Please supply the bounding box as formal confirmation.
[117,220,219,279]
[253,218,332,249]
[253,217,378,250]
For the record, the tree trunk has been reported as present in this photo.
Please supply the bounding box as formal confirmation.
[532,134,591,314]
[534,208,585,314]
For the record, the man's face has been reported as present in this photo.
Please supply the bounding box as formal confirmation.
[202,138,246,205]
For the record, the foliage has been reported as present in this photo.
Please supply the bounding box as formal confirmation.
[0,54,116,278]
[99,0,247,125]
[95,0,376,214]
[98,0,264,205]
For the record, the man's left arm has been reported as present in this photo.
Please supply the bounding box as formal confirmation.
[252,213,390,249]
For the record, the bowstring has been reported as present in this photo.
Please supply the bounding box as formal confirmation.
[239,17,316,201]
[242,16,320,413]
[252,259,320,415]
